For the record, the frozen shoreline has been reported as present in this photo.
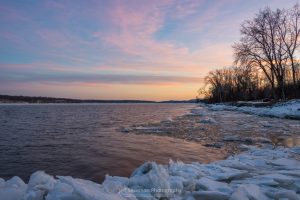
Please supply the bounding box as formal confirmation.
[209,99,300,120]
[1,146,299,200]
[127,100,300,154]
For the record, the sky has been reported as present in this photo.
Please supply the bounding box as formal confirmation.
[0,0,298,100]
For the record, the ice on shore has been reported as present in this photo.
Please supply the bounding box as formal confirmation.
[1,146,300,200]
[199,117,217,124]
[209,99,300,119]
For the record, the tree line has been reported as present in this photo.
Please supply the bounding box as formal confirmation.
[200,4,300,103]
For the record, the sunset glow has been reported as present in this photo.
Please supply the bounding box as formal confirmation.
[0,0,297,100]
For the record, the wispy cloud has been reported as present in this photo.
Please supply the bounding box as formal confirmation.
[0,66,203,85]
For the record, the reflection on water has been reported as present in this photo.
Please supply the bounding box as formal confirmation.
[272,136,300,147]
[0,103,226,183]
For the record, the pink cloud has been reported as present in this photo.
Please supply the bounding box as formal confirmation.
[173,0,204,19]
[101,0,233,76]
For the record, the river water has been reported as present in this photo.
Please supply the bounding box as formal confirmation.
[0,103,226,182]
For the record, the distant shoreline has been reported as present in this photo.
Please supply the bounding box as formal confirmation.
[0,102,197,104]
[0,94,197,104]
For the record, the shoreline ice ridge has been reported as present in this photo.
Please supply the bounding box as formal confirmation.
[0,146,300,200]
[208,99,300,119]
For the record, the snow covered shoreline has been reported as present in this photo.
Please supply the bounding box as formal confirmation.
[209,99,300,120]
[1,146,300,200]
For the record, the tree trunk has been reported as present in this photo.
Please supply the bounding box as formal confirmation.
[290,58,297,97]
[271,82,277,100]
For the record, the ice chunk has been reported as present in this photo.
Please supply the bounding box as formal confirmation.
[195,177,232,194]
[0,176,27,200]
[192,191,230,200]
[229,184,269,200]
[58,176,128,200]
[23,171,56,200]
[102,175,129,193]
[27,171,55,189]
[199,117,216,124]
[129,162,171,198]
[267,158,300,170]
[45,182,78,200]
[168,176,183,195]
[201,164,248,181]
[272,190,300,200]
[169,161,205,179]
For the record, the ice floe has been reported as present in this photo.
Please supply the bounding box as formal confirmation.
[0,146,299,199]
[199,117,217,124]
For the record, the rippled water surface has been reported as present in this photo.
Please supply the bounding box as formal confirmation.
[0,103,226,182]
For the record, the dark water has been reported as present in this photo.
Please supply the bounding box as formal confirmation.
[0,103,224,182]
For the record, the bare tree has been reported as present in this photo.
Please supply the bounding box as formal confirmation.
[200,4,300,103]
[233,7,292,99]
[278,4,300,97]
